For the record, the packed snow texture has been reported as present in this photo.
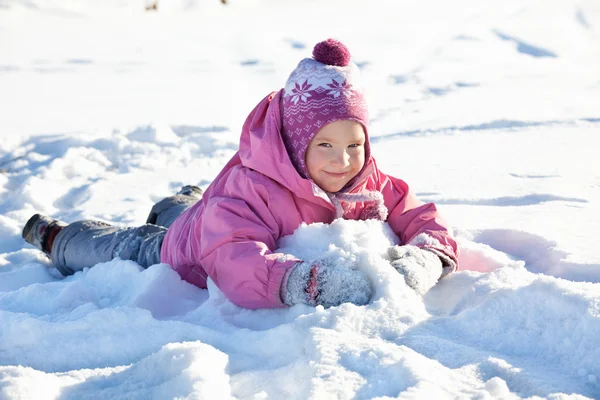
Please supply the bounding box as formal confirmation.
[1,0,600,398]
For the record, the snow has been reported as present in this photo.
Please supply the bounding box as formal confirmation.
[1,0,600,398]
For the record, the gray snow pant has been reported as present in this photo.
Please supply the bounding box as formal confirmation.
[49,189,202,276]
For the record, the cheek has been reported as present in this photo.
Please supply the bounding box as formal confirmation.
[307,148,326,164]
[305,150,322,174]
[352,150,365,168]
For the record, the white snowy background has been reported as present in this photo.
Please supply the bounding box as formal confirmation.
[1,0,600,398]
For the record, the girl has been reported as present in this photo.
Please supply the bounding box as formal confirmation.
[23,39,459,309]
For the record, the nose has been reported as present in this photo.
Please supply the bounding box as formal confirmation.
[331,148,350,167]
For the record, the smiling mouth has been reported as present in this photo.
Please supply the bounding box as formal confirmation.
[324,171,349,178]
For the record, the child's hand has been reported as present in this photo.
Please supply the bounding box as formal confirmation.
[282,260,372,308]
[387,245,443,295]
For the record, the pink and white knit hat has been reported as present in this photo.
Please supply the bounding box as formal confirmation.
[281,39,369,179]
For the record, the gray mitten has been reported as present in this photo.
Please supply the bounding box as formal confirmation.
[282,260,372,308]
[387,245,443,295]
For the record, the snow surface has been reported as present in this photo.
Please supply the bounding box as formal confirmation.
[1,0,600,398]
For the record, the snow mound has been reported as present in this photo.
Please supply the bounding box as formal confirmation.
[1,219,599,398]
[126,123,180,145]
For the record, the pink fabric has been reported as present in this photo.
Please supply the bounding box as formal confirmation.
[161,90,459,309]
[313,39,351,66]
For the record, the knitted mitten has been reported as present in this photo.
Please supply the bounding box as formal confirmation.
[282,260,372,308]
[387,245,443,295]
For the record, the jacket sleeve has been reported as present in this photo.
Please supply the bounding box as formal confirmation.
[379,173,459,272]
[198,174,301,309]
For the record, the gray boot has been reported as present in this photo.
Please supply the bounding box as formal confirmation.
[146,185,203,228]
[22,214,67,255]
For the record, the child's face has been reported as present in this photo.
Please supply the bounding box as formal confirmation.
[305,120,366,193]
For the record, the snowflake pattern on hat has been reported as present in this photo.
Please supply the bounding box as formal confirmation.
[327,79,354,98]
[289,81,314,104]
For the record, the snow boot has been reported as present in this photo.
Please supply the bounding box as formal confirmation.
[176,185,203,197]
[22,214,67,255]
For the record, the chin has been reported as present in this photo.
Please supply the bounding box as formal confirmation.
[322,182,346,193]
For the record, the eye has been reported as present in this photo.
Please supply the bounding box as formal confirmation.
[318,143,332,148]
[348,143,362,148]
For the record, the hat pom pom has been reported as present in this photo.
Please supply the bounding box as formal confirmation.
[312,39,351,67]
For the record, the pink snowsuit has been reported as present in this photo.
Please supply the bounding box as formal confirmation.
[161,91,458,309]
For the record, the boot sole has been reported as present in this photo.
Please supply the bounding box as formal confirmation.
[22,213,42,243]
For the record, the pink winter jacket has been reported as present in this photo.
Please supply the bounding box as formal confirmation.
[161,91,458,309]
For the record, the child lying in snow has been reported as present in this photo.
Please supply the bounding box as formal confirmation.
[23,39,459,309]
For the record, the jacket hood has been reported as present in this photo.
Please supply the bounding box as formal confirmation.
[238,90,375,203]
